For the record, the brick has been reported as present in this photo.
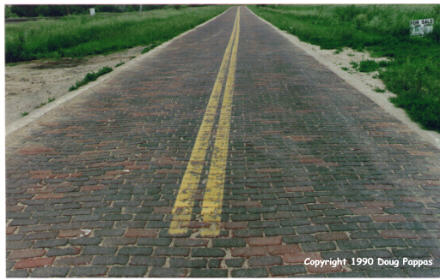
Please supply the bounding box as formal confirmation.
[125,228,157,238]
[301,242,336,252]
[138,238,171,246]
[119,247,153,256]
[93,255,129,265]
[82,246,117,255]
[8,248,45,259]
[155,247,189,256]
[270,265,306,276]
[372,214,406,223]
[248,236,282,246]
[283,252,321,264]
[47,247,80,256]
[69,237,101,245]
[30,267,70,277]
[213,238,246,248]
[231,268,268,277]
[231,247,267,257]
[190,269,228,277]
[170,258,207,268]
[208,258,221,268]
[380,230,418,239]
[392,248,430,258]
[192,248,225,257]
[315,232,349,241]
[249,256,282,267]
[55,255,92,266]
[296,225,328,234]
[130,256,166,266]
[174,238,208,247]
[7,270,29,277]
[268,244,301,255]
[264,227,295,236]
[6,226,17,235]
[337,240,371,250]
[371,238,407,248]
[109,266,147,277]
[70,266,107,277]
[149,267,187,277]
[94,229,125,237]
[58,229,83,238]
[307,263,344,274]
[14,257,55,269]
[233,229,264,238]
[224,222,248,229]
[34,239,68,248]
[283,235,316,244]
[226,258,245,267]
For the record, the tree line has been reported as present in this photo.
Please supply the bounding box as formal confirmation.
[6,5,189,18]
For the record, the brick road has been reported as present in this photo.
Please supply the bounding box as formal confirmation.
[6,6,440,277]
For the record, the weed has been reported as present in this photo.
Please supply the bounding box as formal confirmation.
[350,61,359,70]
[69,66,113,91]
[35,102,46,109]
[48,97,55,102]
[341,66,349,71]
[21,112,29,116]
[374,87,386,93]
[359,60,379,72]
[115,62,125,67]
[142,42,159,54]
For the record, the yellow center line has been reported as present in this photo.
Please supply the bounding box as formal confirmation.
[200,8,240,237]
[169,8,240,235]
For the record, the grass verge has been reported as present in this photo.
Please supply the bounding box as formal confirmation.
[250,5,440,132]
[69,66,112,91]
[6,5,228,63]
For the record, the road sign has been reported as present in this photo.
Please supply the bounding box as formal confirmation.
[410,18,434,36]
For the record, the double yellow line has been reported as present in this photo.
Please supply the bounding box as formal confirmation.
[169,7,240,237]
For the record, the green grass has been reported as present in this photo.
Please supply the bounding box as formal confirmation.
[69,66,113,91]
[6,6,228,63]
[250,4,440,132]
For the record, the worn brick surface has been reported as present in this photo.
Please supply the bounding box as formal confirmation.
[6,6,440,277]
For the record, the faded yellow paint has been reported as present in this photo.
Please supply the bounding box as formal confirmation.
[169,8,240,235]
[200,8,240,237]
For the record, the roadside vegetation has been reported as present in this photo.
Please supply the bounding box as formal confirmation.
[6,5,227,63]
[69,66,113,91]
[250,5,440,132]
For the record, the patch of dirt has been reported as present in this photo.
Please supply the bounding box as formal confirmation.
[5,46,144,124]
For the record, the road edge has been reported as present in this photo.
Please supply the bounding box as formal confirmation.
[247,7,440,151]
[6,7,232,137]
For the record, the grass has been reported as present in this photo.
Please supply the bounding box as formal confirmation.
[69,66,112,91]
[6,6,228,63]
[250,4,440,132]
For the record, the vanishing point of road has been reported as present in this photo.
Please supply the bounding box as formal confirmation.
[6,7,440,277]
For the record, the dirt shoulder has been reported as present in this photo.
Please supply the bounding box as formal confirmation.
[5,46,144,124]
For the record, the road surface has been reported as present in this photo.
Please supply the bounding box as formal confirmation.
[6,6,440,277]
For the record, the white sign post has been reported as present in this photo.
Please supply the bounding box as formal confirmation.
[410,18,434,36]
[89,8,95,16]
